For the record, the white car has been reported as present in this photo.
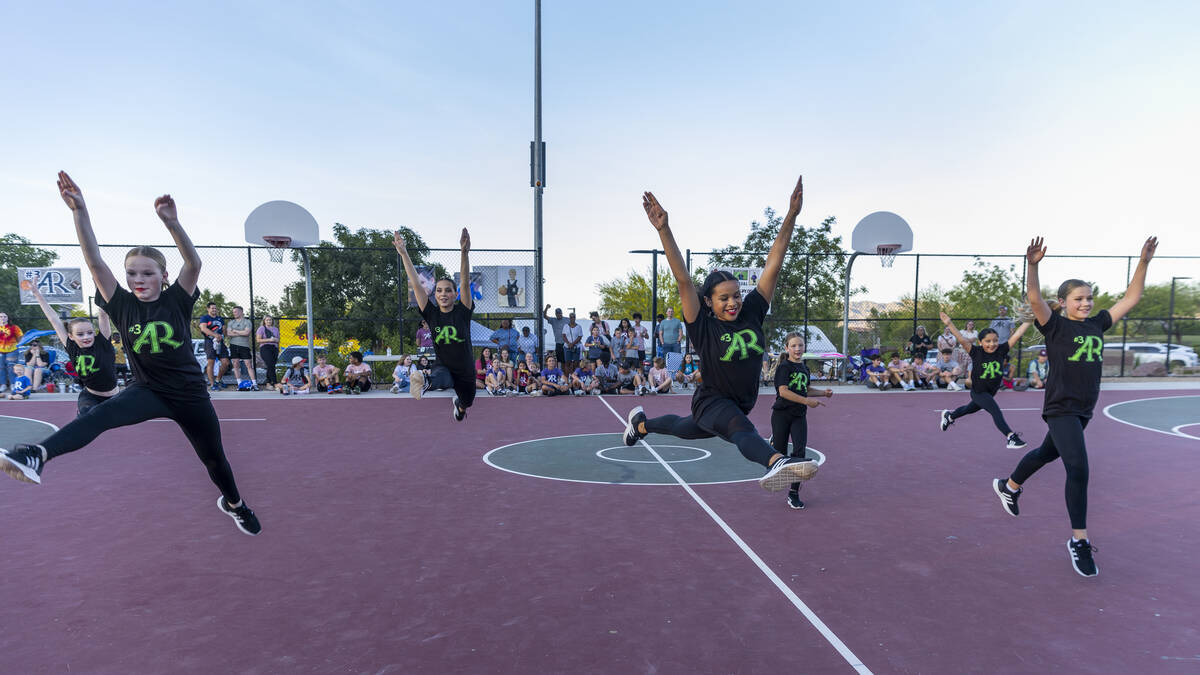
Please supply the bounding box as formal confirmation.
[1103,342,1199,368]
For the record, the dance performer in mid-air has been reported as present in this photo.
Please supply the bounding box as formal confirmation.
[395,227,476,421]
[770,332,833,509]
[993,236,1157,577]
[0,172,261,536]
[623,175,818,492]
[937,310,1032,448]
[28,280,118,415]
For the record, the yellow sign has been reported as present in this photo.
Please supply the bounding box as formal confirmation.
[278,318,328,349]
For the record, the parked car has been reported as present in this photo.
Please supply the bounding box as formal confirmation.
[1104,342,1199,369]
[192,338,268,384]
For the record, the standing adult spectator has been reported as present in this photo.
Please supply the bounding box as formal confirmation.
[990,305,1014,344]
[489,318,520,358]
[197,302,230,390]
[561,312,584,373]
[584,325,609,365]
[0,311,24,392]
[543,305,568,365]
[960,320,980,345]
[415,319,434,355]
[589,311,613,365]
[517,326,538,363]
[1027,349,1049,389]
[256,316,280,389]
[906,325,933,360]
[226,305,255,387]
[657,307,684,356]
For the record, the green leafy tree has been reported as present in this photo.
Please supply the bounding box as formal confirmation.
[595,267,681,320]
[0,234,59,329]
[944,258,1024,323]
[1097,281,1200,344]
[276,224,439,353]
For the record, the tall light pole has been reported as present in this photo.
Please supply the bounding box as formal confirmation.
[532,0,546,359]
[1166,276,1191,374]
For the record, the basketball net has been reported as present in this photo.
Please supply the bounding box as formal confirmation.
[876,244,900,268]
[263,236,292,263]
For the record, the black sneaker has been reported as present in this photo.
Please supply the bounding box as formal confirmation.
[452,397,467,422]
[940,410,954,431]
[1068,539,1099,577]
[1006,433,1027,449]
[217,496,261,536]
[759,456,818,492]
[993,478,1021,517]
[623,406,647,446]
[0,444,45,484]
[787,485,805,510]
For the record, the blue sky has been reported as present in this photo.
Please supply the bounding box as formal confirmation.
[2,1,1197,311]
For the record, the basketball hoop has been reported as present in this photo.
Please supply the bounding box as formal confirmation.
[263,235,292,263]
[876,244,900,268]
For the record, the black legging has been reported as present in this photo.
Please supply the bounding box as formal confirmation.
[770,410,807,457]
[643,395,775,467]
[259,344,279,386]
[949,390,1012,436]
[1010,416,1090,530]
[451,368,477,408]
[39,385,242,504]
[76,389,115,416]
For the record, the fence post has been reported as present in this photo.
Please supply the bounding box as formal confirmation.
[803,254,810,339]
[247,246,256,355]
[650,250,659,357]
[1120,256,1131,376]
[396,252,405,353]
[1016,254,1026,377]
[912,253,920,335]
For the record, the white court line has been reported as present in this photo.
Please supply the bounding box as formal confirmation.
[1102,395,1200,440]
[1170,424,1200,441]
[595,396,872,674]
[148,418,266,422]
[0,415,60,433]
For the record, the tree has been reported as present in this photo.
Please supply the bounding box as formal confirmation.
[701,210,851,345]
[944,258,1024,324]
[1097,281,1200,343]
[0,234,59,329]
[275,224,439,353]
[595,267,682,320]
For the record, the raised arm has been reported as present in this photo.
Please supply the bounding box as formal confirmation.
[1025,237,1053,326]
[29,281,69,346]
[939,311,972,349]
[58,172,119,302]
[643,192,700,322]
[152,195,200,294]
[1007,321,1032,348]
[1107,237,1158,323]
[755,175,802,304]
[97,308,112,339]
[458,227,472,311]
[394,231,428,312]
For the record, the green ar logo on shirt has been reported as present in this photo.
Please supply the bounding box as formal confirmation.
[75,354,97,376]
[435,326,463,345]
[788,371,808,391]
[981,361,1003,379]
[130,321,183,354]
[719,329,763,362]
[1068,335,1103,362]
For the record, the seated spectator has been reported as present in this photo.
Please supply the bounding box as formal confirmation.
[760,352,777,388]
[571,360,599,396]
[865,354,889,389]
[675,352,700,388]
[908,353,937,390]
[312,355,342,393]
[497,348,517,381]
[594,357,619,395]
[280,356,310,395]
[539,355,570,396]
[23,340,50,391]
[1027,349,1049,389]
[521,351,539,374]
[485,357,512,396]
[515,360,537,395]
[391,355,415,394]
[343,351,373,394]
[647,356,672,394]
[411,356,434,400]
[475,347,495,390]
[886,352,913,391]
[616,360,639,395]
[934,348,964,390]
[6,363,32,400]
[906,325,934,361]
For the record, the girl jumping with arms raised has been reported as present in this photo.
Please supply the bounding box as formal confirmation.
[992,235,1157,577]
[938,310,1032,448]
[0,172,261,536]
[27,280,118,415]
[624,175,818,492]
[395,228,476,421]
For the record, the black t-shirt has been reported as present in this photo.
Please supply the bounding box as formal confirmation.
[97,283,209,400]
[420,300,474,374]
[66,337,117,392]
[772,358,810,415]
[686,288,769,413]
[1036,309,1111,419]
[197,314,226,344]
[968,342,1009,395]
[908,333,933,358]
